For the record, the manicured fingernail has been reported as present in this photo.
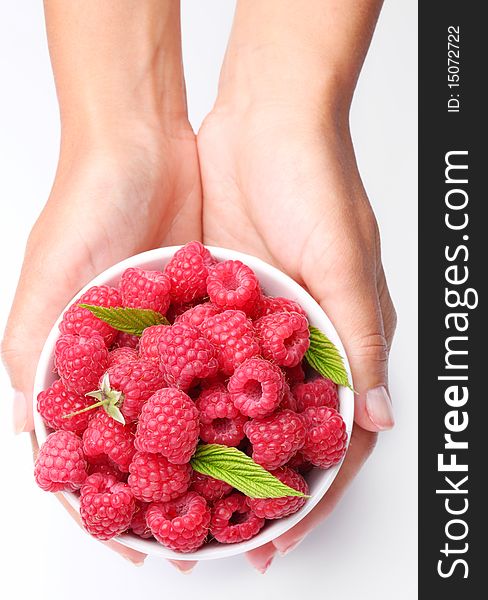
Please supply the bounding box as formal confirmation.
[256,555,275,574]
[121,556,144,567]
[169,560,196,574]
[13,390,27,434]
[365,386,394,430]
[276,537,305,556]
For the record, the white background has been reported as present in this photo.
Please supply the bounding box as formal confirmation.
[0,1,417,599]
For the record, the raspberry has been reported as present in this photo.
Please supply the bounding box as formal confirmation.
[200,310,260,375]
[83,410,136,472]
[257,296,307,318]
[146,492,210,552]
[156,323,219,391]
[301,407,348,469]
[103,359,165,423]
[206,260,261,316]
[210,493,264,544]
[37,379,90,434]
[244,409,306,470]
[128,451,191,503]
[130,502,152,538]
[54,333,108,395]
[227,357,284,418]
[190,472,233,502]
[59,285,122,346]
[34,430,87,492]
[175,302,221,328]
[113,331,140,349]
[120,267,171,314]
[283,363,306,386]
[164,241,215,303]
[108,346,139,368]
[293,376,339,412]
[80,473,135,540]
[254,311,310,367]
[246,467,308,519]
[139,324,167,363]
[135,388,199,464]
[196,386,247,447]
[280,381,298,412]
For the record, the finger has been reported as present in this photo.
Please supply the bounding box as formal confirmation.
[245,541,277,573]
[377,265,397,348]
[272,426,377,555]
[304,244,394,431]
[167,560,198,574]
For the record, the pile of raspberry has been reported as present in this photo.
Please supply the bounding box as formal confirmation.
[34,242,348,553]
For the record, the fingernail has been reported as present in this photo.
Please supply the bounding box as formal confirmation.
[256,555,275,574]
[169,560,196,574]
[276,537,305,557]
[365,386,395,430]
[13,390,27,434]
[121,556,144,567]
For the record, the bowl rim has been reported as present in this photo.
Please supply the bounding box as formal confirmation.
[33,245,354,560]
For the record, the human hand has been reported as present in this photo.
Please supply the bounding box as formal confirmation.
[2,0,199,570]
[198,96,395,572]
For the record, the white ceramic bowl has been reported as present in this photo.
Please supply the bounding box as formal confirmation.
[33,246,354,560]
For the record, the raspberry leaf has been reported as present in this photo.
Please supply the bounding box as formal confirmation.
[190,444,310,499]
[305,326,353,390]
[79,304,169,336]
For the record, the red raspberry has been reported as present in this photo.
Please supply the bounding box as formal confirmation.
[120,267,171,314]
[113,331,140,349]
[246,467,308,519]
[254,311,310,367]
[156,323,219,391]
[283,363,306,386]
[210,493,264,544]
[139,324,167,363]
[280,381,298,412]
[227,357,284,418]
[80,473,135,540]
[256,296,307,318]
[175,302,221,328]
[293,376,339,412]
[37,379,90,434]
[54,333,108,395]
[135,388,199,464]
[244,409,306,470]
[200,310,260,375]
[190,472,233,502]
[130,502,152,538]
[146,492,210,552]
[196,386,247,447]
[206,260,261,316]
[164,241,215,303]
[34,430,87,492]
[59,285,122,346]
[301,407,348,469]
[128,451,191,503]
[83,410,135,472]
[107,346,139,368]
[103,359,165,423]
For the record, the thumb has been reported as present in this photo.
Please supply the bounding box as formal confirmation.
[305,260,394,432]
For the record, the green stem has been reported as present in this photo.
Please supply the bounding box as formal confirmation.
[62,399,107,419]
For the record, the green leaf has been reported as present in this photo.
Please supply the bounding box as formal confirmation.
[305,326,352,390]
[79,304,169,336]
[190,444,310,499]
